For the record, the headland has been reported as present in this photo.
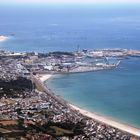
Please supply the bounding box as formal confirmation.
[0,49,140,139]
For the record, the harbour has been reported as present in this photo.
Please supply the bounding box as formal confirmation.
[46,56,140,129]
[0,49,140,139]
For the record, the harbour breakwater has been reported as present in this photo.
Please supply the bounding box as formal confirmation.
[22,48,140,75]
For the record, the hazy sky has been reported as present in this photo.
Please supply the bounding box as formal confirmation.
[1,0,140,4]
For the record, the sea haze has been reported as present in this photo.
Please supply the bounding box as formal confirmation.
[0,4,140,52]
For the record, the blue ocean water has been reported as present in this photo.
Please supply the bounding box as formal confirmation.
[0,5,140,52]
[0,4,140,127]
[47,57,140,127]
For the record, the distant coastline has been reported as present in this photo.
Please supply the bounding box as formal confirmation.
[37,73,140,137]
[0,35,8,42]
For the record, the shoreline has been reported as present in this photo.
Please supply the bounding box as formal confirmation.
[69,104,140,137]
[0,35,8,42]
[37,74,53,82]
[38,73,140,137]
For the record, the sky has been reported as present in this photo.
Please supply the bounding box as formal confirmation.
[1,0,140,4]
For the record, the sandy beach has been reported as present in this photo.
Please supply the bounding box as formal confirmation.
[37,74,140,137]
[70,104,140,137]
[0,35,8,42]
[38,74,52,82]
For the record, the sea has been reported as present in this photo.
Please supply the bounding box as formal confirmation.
[0,4,140,127]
